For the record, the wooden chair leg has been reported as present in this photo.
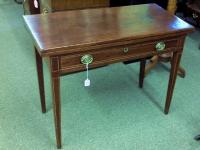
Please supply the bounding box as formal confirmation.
[35,48,46,113]
[144,55,158,76]
[177,65,186,78]
[145,54,186,79]
[139,59,146,88]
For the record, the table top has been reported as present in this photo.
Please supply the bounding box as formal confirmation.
[23,4,194,56]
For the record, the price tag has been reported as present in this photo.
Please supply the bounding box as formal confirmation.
[84,63,91,87]
[84,78,90,87]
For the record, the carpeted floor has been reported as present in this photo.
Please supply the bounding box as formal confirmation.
[0,1,200,150]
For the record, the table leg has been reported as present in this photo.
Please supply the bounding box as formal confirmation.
[35,48,46,113]
[139,59,146,88]
[164,52,182,114]
[50,57,62,149]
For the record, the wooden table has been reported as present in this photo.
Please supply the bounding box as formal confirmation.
[23,4,194,149]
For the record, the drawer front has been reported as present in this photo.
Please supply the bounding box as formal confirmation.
[60,39,178,73]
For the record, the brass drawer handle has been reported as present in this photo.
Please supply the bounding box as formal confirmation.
[42,8,48,14]
[156,42,166,51]
[123,47,129,53]
[81,54,93,65]
[192,13,198,19]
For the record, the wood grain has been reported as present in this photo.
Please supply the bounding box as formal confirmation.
[23,4,194,56]
[25,4,194,148]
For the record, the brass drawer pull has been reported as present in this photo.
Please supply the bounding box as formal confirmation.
[192,13,198,19]
[81,54,93,65]
[123,47,129,53]
[42,8,48,14]
[156,42,166,51]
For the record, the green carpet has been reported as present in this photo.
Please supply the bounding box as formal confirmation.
[0,1,200,150]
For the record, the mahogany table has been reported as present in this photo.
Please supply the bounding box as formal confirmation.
[23,4,194,149]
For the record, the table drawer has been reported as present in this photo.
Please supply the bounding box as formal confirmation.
[60,39,178,73]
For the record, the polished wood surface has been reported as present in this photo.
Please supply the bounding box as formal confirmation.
[24,4,193,56]
[145,0,187,78]
[59,38,178,74]
[40,0,110,13]
[24,4,194,148]
[53,0,109,11]
[25,0,169,15]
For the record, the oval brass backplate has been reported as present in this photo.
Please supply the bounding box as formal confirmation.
[123,48,129,53]
[81,54,93,65]
[192,13,198,19]
[42,8,48,14]
[156,42,166,51]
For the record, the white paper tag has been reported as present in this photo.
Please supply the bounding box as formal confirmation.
[84,79,90,87]
[34,0,38,8]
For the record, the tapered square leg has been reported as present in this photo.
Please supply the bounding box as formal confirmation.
[164,52,182,114]
[50,57,62,149]
[35,48,46,113]
[139,59,146,88]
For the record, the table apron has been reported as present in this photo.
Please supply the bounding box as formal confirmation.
[58,38,182,75]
